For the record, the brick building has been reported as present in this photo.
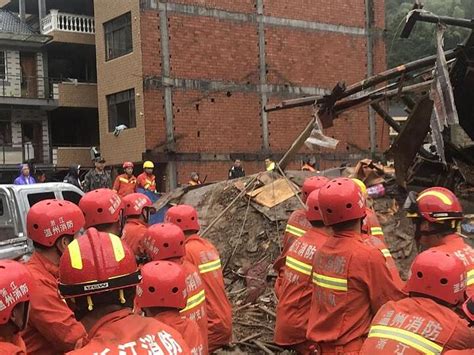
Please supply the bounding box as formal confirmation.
[94,0,388,190]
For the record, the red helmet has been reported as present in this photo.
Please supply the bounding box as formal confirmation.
[306,190,323,222]
[318,178,366,226]
[407,187,463,223]
[58,228,140,298]
[143,223,185,261]
[302,176,329,203]
[406,249,466,305]
[0,260,32,325]
[27,199,85,247]
[122,193,154,218]
[136,261,187,309]
[165,205,200,232]
[79,189,123,228]
[123,162,134,169]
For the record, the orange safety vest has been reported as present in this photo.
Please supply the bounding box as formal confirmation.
[306,231,405,349]
[137,173,157,192]
[112,174,137,198]
[363,208,385,242]
[273,209,311,298]
[361,297,474,354]
[184,235,232,352]
[275,229,329,346]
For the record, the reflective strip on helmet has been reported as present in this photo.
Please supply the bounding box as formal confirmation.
[180,289,205,313]
[199,259,221,274]
[68,239,83,270]
[109,233,125,262]
[312,272,348,291]
[417,191,453,206]
[119,177,129,183]
[468,269,474,286]
[381,249,392,258]
[370,227,384,236]
[285,256,312,276]
[368,325,443,355]
[285,224,306,238]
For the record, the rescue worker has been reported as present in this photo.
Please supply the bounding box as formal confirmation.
[0,260,33,354]
[273,176,329,298]
[112,161,137,197]
[143,223,208,353]
[353,179,404,288]
[83,157,112,192]
[23,200,87,354]
[405,186,474,295]
[352,178,385,241]
[306,178,405,353]
[58,228,190,354]
[137,161,157,193]
[189,172,202,186]
[137,261,205,354]
[274,189,331,353]
[121,193,155,258]
[361,249,474,354]
[166,205,232,352]
[78,188,123,235]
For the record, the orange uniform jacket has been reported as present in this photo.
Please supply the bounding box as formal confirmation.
[181,259,208,353]
[137,172,157,193]
[23,252,87,354]
[67,309,190,354]
[0,335,26,355]
[363,208,385,242]
[113,174,137,197]
[184,235,232,351]
[362,234,405,289]
[306,231,405,350]
[122,219,148,257]
[155,310,205,355]
[274,209,311,298]
[431,234,474,297]
[361,297,474,354]
[274,229,329,346]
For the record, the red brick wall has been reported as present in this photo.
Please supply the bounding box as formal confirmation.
[138,1,387,186]
[263,0,367,27]
[171,0,256,14]
[169,16,259,83]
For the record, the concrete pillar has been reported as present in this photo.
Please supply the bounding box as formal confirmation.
[19,0,25,21]
[365,0,376,158]
[256,0,269,153]
[38,0,46,20]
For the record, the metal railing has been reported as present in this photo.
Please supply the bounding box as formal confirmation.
[0,143,48,165]
[41,10,95,35]
[0,74,96,100]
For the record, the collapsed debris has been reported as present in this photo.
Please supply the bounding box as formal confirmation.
[154,167,430,352]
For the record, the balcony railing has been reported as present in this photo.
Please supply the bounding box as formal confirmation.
[0,143,48,165]
[41,10,95,35]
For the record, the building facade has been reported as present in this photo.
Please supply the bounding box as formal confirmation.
[0,0,98,182]
[94,0,388,190]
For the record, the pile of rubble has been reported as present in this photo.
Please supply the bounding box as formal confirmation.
[155,166,440,353]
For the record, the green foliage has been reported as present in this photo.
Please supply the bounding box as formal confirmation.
[386,0,472,67]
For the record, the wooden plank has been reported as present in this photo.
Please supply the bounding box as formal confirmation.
[250,178,297,208]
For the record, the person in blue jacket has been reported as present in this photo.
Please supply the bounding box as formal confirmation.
[14,164,36,185]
